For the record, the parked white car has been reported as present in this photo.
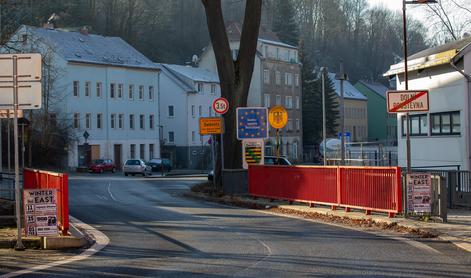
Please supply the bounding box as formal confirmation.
[123,159,151,176]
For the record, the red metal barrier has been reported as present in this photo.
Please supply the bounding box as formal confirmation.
[249,165,402,217]
[23,168,69,235]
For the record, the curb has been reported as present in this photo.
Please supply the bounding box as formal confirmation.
[0,221,91,250]
[185,192,471,253]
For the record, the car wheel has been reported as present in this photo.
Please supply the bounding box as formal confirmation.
[124,173,128,176]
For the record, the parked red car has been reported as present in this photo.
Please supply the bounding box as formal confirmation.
[88,159,116,173]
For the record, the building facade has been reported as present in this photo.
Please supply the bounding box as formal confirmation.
[157,64,220,169]
[384,36,471,170]
[198,23,303,162]
[328,73,368,143]
[355,81,397,144]
[4,25,160,169]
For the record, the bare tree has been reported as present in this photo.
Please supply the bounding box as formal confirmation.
[425,0,471,44]
[201,0,262,183]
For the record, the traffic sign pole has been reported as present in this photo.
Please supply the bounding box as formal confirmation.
[13,56,25,250]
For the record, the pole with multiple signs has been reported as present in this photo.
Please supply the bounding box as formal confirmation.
[236,107,268,168]
[212,97,229,171]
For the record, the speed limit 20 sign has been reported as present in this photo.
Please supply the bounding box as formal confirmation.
[212,97,229,115]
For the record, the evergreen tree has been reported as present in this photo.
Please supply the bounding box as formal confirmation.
[301,43,338,148]
[272,0,299,46]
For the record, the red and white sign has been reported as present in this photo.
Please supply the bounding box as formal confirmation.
[387,90,429,113]
[212,97,229,115]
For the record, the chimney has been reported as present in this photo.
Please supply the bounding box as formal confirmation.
[43,23,54,29]
[80,26,89,36]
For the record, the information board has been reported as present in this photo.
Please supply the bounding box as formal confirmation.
[242,139,264,169]
[199,117,223,135]
[24,189,59,237]
[406,173,432,213]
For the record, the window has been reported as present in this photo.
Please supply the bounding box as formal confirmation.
[296,119,300,131]
[85,113,91,129]
[295,74,300,87]
[264,94,270,108]
[149,144,154,159]
[197,83,203,93]
[73,81,79,97]
[276,48,280,59]
[73,113,80,129]
[97,113,103,129]
[128,85,134,100]
[292,142,298,160]
[264,69,270,84]
[285,96,293,108]
[118,84,123,99]
[295,96,300,109]
[140,114,145,129]
[85,81,91,97]
[401,114,427,136]
[431,111,460,136]
[111,114,116,129]
[209,106,213,117]
[211,84,216,94]
[110,83,116,98]
[140,144,145,160]
[139,85,144,100]
[275,71,281,85]
[285,73,292,86]
[130,144,136,159]
[276,95,281,105]
[287,119,293,131]
[168,105,174,117]
[118,114,124,129]
[96,82,102,98]
[149,114,154,129]
[168,131,174,143]
[191,105,195,117]
[199,105,202,116]
[192,131,195,142]
[149,86,154,100]
[129,114,135,129]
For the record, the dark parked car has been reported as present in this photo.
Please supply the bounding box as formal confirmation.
[208,156,291,180]
[88,159,116,173]
[147,158,172,173]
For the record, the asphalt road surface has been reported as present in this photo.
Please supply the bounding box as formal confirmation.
[3,174,471,277]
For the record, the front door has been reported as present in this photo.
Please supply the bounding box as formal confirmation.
[114,144,122,170]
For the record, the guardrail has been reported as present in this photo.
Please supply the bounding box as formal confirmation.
[23,168,69,235]
[249,165,402,217]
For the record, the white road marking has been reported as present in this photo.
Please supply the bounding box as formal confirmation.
[1,216,110,278]
[107,182,117,202]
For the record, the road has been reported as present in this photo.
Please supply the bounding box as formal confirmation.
[2,174,471,277]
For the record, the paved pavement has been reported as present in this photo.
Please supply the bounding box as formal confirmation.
[0,175,469,277]
[229,196,471,253]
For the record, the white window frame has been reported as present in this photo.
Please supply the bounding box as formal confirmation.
[149,86,154,101]
[110,83,116,98]
[128,85,134,100]
[96,82,102,98]
[295,74,300,87]
[139,85,144,100]
[73,81,79,97]
[85,113,91,129]
[140,114,145,129]
[97,113,103,129]
[168,105,174,117]
[118,84,123,99]
[275,71,281,85]
[73,113,80,129]
[149,114,154,129]
[197,83,203,94]
[199,105,202,116]
[263,69,270,84]
[85,81,91,97]
[210,84,216,94]
[276,95,281,106]
[111,114,116,129]
[295,96,300,109]
[168,131,175,143]
[118,114,124,129]
[285,96,293,109]
[129,114,135,129]
[191,105,195,117]
[264,94,270,108]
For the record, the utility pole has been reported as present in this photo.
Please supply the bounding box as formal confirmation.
[321,67,328,165]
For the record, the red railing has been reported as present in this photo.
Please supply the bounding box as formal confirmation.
[249,165,402,217]
[23,168,69,235]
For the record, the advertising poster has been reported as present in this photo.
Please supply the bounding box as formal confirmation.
[23,189,59,237]
[406,173,432,214]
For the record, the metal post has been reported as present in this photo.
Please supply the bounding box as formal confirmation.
[220,116,224,171]
[13,56,25,250]
[21,123,24,169]
[211,135,216,188]
[0,119,2,172]
[321,67,327,165]
[7,110,10,172]
[339,64,346,165]
[403,0,411,174]
[276,129,280,160]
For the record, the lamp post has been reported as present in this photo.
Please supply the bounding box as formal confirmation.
[402,0,436,173]
[320,67,328,165]
[336,63,348,165]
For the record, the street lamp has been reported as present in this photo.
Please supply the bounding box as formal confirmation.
[402,0,437,173]
[336,63,348,165]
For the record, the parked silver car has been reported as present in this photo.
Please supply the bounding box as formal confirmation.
[123,159,151,176]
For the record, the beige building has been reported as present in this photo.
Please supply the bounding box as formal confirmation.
[328,73,368,142]
[198,23,303,162]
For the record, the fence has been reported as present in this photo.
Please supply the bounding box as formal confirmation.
[0,172,17,223]
[23,168,69,235]
[249,165,402,217]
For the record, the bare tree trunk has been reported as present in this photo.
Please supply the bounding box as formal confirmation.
[201,0,262,185]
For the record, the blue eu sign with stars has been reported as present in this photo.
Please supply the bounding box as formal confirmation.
[236,107,269,140]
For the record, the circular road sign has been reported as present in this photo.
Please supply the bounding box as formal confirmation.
[213,97,229,115]
[268,105,288,129]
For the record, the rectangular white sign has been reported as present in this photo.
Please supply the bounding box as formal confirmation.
[24,189,59,237]
[0,53,42,82]
[0,82,42,109]
[387,90,429,113]
[406,173,432,213]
